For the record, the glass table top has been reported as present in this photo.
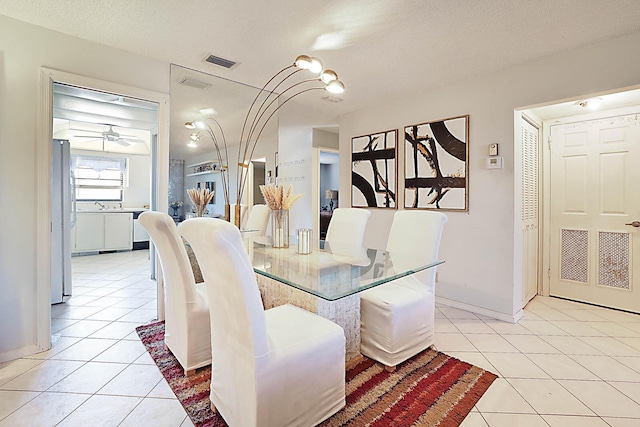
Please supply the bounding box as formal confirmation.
[245,236,443,301]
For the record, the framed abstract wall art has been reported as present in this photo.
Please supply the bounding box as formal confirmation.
[404,115,468,211]
[351,129,397,208]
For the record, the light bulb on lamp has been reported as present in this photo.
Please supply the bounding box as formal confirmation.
[295,55,313,70]
[309,57,323,74]
[325,79,345,94]
[294,55,323,73]
[320,69,338,84]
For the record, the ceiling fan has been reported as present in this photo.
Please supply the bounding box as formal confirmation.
[74,124,145,146]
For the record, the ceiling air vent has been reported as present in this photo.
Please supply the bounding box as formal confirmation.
[178,78,211,90]
[205,54,239,69]
[322,95,343,103]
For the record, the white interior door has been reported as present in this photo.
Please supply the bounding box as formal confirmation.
[549,112,640,313]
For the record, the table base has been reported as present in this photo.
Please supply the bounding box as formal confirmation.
[256,274,361,362]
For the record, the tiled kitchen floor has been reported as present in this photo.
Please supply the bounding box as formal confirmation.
[1,251,640,426]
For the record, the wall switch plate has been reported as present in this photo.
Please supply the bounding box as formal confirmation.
[487,156,503,169]
[489,143,499,156]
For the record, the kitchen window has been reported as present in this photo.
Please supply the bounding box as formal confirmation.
[72,155,127,201]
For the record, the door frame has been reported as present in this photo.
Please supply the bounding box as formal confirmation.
[312,147,340,242]
[36,68,169,352]
[541,104,640,300]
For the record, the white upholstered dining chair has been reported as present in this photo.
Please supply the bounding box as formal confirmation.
[360,210,447,370]
[179,218,346,427]
[242,204,271,237]
[324,207,371,257]
[138,211,211,376]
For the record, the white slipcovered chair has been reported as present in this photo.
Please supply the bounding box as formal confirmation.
[324,208,371,257]
[242,204,271,237]
[179,218,346,427]
[360,210,447,370]
[138,211,211,376]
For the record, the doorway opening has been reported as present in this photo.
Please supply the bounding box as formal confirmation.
[516,86,640,314]
[50,83,158,339]
[37,68,169,352]
[318,150,340,240]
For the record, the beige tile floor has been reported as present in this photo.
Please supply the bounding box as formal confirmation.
[1,250,640,426]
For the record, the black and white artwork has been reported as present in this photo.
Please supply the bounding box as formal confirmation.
[405,115,468,211]
[351,129,397,208]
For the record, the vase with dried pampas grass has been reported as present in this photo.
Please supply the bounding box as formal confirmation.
[259,184,303,248]
[187,187,214,217]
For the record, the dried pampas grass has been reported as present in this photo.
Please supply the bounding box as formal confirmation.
[187,187,214,207]
[259,184,303,210]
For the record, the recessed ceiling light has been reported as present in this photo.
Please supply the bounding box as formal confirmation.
[579,98,603,110]
[199,108,217,115]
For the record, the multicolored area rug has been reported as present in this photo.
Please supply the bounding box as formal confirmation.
[136,321,497,427]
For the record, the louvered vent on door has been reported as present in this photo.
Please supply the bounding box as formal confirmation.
[599,231,630,290]
[561,229,589,283]
[521,120,539,222]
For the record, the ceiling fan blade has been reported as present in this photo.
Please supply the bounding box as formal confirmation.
[74,135,103,138]
[120,138,144,144]
[71,128,102,134]
[114,139,131,146]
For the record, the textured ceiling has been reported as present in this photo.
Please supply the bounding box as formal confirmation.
[2,0,640,123]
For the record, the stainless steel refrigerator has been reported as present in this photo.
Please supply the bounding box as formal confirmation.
[51,139,76,304]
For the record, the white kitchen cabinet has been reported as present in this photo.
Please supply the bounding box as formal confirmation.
[74,213,105,252]
[104,213,133,250]
[73,212,132,253]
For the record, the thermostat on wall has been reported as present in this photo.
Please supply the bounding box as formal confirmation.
[487,156,503,169]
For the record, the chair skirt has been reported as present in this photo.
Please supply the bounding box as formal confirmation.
[360,278,435,368]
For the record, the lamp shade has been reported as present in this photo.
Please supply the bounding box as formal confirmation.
[325,80,345,94]
[295,55,312,70]
[320,69,338,84]
[325,190,338,200]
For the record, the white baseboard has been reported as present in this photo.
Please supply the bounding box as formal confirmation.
[436,296,524,324]
[0,344,42,364]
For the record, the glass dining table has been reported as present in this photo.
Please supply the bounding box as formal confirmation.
[244,236,443,362]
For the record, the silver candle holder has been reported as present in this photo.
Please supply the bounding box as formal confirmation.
[296,229,312,254]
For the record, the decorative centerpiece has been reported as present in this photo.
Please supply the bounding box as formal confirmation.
[169,201,183,217]
[260,184,303,248]
[187,188,214,217]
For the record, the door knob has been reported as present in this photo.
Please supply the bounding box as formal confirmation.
[625,221,640,228]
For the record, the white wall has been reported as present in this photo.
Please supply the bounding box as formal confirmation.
[312,128,339,149]
[0,15,169,359]
[339,31,640,320]
[278,127,313,233]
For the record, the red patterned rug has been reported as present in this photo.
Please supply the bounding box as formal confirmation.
[136,321,497,427]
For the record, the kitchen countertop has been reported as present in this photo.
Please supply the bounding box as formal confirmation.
[77,208,149,213]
